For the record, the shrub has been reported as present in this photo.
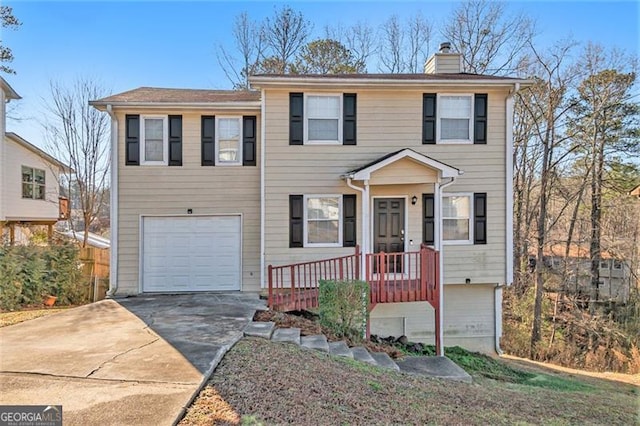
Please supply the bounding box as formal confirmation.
[0,241,87,310]
[318,279,369,342]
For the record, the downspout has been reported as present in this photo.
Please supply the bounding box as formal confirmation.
[106,104,118,297]
[437,176,457,356]
[346,176,367,278]
[260,89,266,290]
[496,82,519,354]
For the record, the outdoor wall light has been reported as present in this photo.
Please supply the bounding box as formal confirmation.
[411,195,418,205]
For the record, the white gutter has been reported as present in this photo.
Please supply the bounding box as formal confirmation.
[250,77,533,89]
[260,89,266,289]
[106,104,118,297]
[495,284,505,355]
[437,176,456,357]
[496,82,519,355]
[89,101,261,111]
[346,177,368,278]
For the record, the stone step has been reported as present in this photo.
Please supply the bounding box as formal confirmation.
[301,335,329,353]
[369,352,401,371]
[351,346,377,365]
[271,327,301,345]
[243,321,275,339]
[328,341,353,358]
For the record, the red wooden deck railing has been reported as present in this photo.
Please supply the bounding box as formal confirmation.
[267,246,361,312]
[267,245,441,354]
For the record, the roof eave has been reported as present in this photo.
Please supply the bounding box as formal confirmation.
[0,77,21,100]
[5,133,73,173]
[89,101,261,111]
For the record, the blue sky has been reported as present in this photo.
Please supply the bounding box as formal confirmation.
[3,1,639,148]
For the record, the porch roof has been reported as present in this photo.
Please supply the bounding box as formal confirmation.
[343,148,462,181]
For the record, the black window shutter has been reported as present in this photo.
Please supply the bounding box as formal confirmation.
[125,115,140,165]
[343,93,357,145]
[474,94,487,144]
[474,192,487,244]
[243,116,257,166]
[289,93,304,145]
[168,115,182,166]
[201,116,215,166]
[343,194,357,247]
[289,195,304,248]
[423,194,435,245]
[423,94,437,144]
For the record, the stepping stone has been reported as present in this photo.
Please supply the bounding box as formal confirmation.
[243,321,275,339]
[271,328,301,345]
[396,356,473,383]
[301,335,329,352]
[370,352,400,371]
[351,347,377,365]
[328,341,353,358]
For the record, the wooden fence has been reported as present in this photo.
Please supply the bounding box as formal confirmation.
[79,247,110,302]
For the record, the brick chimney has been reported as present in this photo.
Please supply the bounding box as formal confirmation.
[424,42,463,74]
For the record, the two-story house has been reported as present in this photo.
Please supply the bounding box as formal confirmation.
[1,77,71,244]
[91,45,530,353]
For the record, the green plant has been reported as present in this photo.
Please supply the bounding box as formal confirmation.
[318,279,369,342]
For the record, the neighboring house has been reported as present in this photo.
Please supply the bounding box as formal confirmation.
[630,184,640,198]
[0,78,71,244]
[531,243,634,304]
[90,44,530,353]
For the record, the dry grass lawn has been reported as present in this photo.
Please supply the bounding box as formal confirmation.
[0,308,69,327]
[180,338,639,426]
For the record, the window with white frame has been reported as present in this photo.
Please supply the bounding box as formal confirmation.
[141,116,168,165]
[22,166,46,200]
[216,117,242,165]
[443,194,472,243]
[438,95,473,143]
[304,195,341,246]
[306,95,342,144]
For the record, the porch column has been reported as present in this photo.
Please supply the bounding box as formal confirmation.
[361,180,370,279]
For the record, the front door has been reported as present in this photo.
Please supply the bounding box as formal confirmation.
[373,198,405,273]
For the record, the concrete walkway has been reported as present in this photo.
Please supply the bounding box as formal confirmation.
[0,293,264,426]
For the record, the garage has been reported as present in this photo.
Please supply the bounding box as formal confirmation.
[141,215,241,292]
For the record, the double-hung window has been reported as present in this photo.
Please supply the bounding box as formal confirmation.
[438,94,473,143]
[22,166,45,200]
[442,194,472,244]
[305,95,342,144]
[304,195,342,246]
[141,116,168,165]
[216,117,242,165]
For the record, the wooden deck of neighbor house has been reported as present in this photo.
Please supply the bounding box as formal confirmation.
[268,245,441,352]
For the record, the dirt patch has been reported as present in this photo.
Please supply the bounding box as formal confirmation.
[180,338,638,426]
[254,310,402,358]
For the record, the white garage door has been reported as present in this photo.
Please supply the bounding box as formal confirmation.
[142,215,241,292]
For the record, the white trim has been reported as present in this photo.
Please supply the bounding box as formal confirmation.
[442,192,474,245]
[346,178,367,276]
[106,105,118,297]
[215,116,243,166]
[303,194,343,247]
[260,89,266,288]
[436,93,474,144]
[90,101,261,111]
[139,213,243,293]
[370,196,409,254]
[506,85,517,286]
[494,284,504,355]
[303,93,343,145]
[350,148,461,181]
[438,177,456,357]
[140,115,168,166]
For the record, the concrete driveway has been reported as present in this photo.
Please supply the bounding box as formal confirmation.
[0,293,264,425]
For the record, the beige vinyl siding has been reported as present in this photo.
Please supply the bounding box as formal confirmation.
[424,54,462,74]
[3,137,61,221]
[369,158,438,185]
[370,284,496,353]
[264,88,508,285]
[116,109,260,295]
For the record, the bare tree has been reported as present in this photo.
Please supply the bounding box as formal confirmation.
[0,6,21,74]
[325,21,375,72]
[378,13,432,73]
[216,12,265,89]
[442,0,534,75]
[262,5,312,73]
[406,13,432,73]
[378,15,404,73]
[43,79,111,247]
